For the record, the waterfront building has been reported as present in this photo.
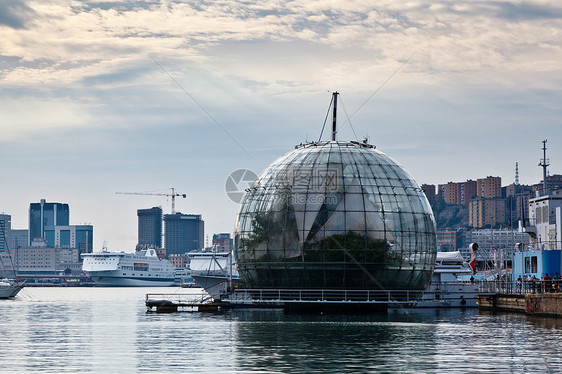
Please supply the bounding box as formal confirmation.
[164,213,204,256]
[54,225,93,255]
[0,214,10,253]
[522,191,562,250]
[14,237,81,276]
[513,249,560,280]
[212,233,234,252]
[235,139,436,291]
[137,206,162,249]
[29,199,70,247]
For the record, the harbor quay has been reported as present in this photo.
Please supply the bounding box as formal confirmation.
[478,280,562,317]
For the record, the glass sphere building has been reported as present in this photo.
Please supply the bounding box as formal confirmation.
[235,140,437,291]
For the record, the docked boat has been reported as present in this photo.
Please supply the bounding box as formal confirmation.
[0,279,23,299]
[188,249,239,299]
[414,251,479,308]
[81,248,176,287]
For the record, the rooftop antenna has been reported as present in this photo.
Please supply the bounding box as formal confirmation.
[332,91,338,141]
[539,140,549,195]
[515,162,519,185]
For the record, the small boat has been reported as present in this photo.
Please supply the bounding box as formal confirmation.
[413,251,479,308]
[188,249,239,299]
[0,279,23,299]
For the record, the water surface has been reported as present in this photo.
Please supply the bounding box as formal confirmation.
[1,287,561,373]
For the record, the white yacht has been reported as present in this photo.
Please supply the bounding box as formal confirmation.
[188,249,239,299]
[82,248,176,287]
[0,279,23,299]
[414,251,479,308]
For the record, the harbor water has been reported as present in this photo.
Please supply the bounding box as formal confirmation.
[2,287,562,373]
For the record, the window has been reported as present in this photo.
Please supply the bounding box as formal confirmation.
[531,256,538,273]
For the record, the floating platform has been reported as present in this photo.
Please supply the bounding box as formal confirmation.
[146,289,427,313]
[145,293,225,313]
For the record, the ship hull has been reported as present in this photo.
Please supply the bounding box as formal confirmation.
[87,273,175,287]
[0,283,23,298]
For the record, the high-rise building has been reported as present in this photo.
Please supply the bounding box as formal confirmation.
[137,207,162,249]
[9,229,28,251]
[461,180,478,205]
[421,184,436,202]
[0,214,11,253]
[212,233,234,252]
[54,225,93,255]
[468,198,507,228]
[444,182,462,205]
[29,199,70,247]
[477,176,502,199]
[164,213,204,256]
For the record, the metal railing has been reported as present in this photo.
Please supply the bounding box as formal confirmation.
[224,288,424,304]
[477,279,562,295]
[145,292,212,305]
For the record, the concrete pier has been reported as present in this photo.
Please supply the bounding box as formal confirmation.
[478,293,562,317]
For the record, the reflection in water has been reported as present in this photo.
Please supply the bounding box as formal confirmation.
[1,288,562,373]
[233,310,439,373]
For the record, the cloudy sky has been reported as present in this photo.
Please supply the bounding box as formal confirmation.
[1,0,561,251]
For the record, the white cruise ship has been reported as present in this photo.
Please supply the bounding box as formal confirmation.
[82,248,176,287]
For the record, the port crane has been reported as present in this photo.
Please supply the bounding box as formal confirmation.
[116,188,186,214]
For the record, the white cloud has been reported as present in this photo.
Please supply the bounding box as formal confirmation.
[1,0,562,249]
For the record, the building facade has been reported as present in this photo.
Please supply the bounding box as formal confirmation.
[29,199,70,247]
[10,229,29,251]
[421,184,436,202]
[469,198,507,228]
[54,225,93,255]
[164,213,204,256]
[212,233,234,252]
[137,206,162,249]
[436,230,457,252]
[477,176,502,199]
[444,182,462,205]
[0,214,10,253]
[523,191,562,250]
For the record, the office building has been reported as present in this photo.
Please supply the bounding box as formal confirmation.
[29,199,70,247]
[164,213,204,256]
[10,229,28,251]
[0,214,10,253]
[54,225,93,255]
[137,207,162,249]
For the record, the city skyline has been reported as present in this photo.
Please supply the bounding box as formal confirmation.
[1,1,561,251]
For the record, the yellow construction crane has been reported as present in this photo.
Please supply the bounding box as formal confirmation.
[116,188,186,214]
